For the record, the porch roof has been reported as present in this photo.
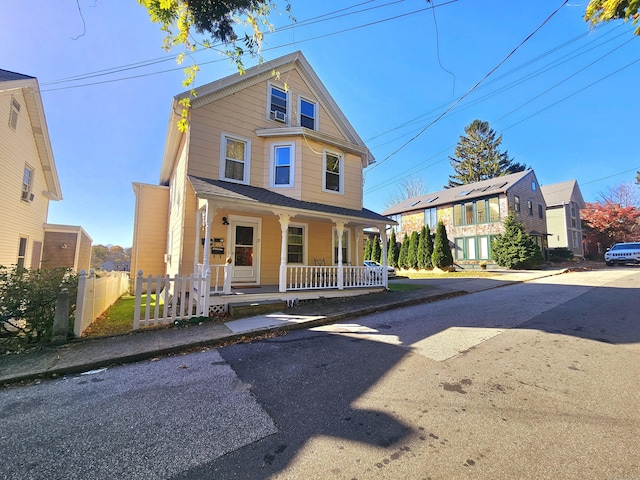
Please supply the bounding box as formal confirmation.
[188,175,395,227]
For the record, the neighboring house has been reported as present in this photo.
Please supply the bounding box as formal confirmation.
[42,224,93,272]
[131,51,393,296]
[382,170,548,267]
[0,69,62,269]
[541,180,585,257]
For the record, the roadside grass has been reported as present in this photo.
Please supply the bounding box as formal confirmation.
[398,270,496,279]
[83,294,165,338]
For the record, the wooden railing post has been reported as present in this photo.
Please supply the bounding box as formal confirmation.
[133,270,143,330]
[74,269,88,337]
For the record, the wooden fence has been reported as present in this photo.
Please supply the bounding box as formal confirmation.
[74,270,130,336]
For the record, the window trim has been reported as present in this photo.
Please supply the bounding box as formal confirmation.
[322,149,344,194]
[219,133,251,184]
[332,228,350,265]
[514,195,521,213]
[527,200,533,216]
[454,235,493,260]
[269,142,295,188]
[424,207,437,230]
[538,204,544,219]
[17,236,28,269]
[287,223,307,265]
[299,95,317,130]
[9,97,20,130]
[21,164,34,202]
[453,196,500,226]
[267,82,289,125]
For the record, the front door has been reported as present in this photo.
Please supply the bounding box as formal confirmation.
[230,219,260,284]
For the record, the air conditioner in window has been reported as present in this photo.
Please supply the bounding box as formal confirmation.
[270,110,286,123]
[164,253,171,263]
[21,191,35,202]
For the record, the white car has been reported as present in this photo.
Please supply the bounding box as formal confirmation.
[604,242,640,266]
[364,260,396,277]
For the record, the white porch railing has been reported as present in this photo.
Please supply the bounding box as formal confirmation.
[133,270,211,330]
[74,270,130,337]
[286,265,385,290]
[196,263,232,294]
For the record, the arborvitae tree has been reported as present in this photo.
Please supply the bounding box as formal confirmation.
[407,231,419,269]
[417,225,430,269]
[425,225,434,268]
[372,236,382,263]
[447,119,527,188]
[387,229,399,268]
[491,213,544,269]
[431,221,454,268]
[398,233,409,269]
[363,238,372,261]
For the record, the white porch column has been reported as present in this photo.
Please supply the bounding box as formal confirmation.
[193,207,203,275]
[277,212,291,293]
[335,220,345,290]
[380,225,389,288]
[355,229,361,267]
[203,201,216,273]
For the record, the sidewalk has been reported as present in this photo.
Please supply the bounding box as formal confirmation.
[0,268,567,386]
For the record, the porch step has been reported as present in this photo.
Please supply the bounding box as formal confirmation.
[228,299,287,318]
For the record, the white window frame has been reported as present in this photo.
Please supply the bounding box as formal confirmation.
[299,95,317,130]
[21,164,34,202]
[287,223,307,265]
[270,142,295,188]
[332,228,350,265]
[219,133,251,184]
[9,97,20,130]
[267,82,289,125]
[322,149,344,194]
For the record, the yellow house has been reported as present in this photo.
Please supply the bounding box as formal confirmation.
[0,69,62,269]
[131,52,394,302]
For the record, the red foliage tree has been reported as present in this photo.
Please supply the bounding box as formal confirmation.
[582,201,640,248]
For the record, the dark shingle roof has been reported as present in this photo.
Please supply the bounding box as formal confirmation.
[0,69,34,82]
[188,175,394,225]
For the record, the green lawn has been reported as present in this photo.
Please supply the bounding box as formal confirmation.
[398,270,496,279]
[84,294,165,337]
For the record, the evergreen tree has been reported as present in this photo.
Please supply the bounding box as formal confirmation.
[363,238,372,261]
[447,119,526,188]
[372,236,382,263]
[398,234,409,269]
[491,213,544,269]
[407,231,419,269]
[417,225,431,269]
[431,221,454,268]
[425,224,434,268]
[387,230,399,268]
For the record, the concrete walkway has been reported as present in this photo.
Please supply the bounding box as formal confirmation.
[0,268,568,385]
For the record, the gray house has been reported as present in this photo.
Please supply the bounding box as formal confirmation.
[541,180,585,257]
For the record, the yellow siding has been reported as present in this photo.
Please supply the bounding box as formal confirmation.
[546,207,568,248]
[131,184,169,279]
[0,89,50,268]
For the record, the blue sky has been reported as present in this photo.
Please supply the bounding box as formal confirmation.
[2,1,638,247]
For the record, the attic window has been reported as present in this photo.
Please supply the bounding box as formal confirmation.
[300,97,316,130]
[9,97,20,130]
[409,200,421,207]
[269,85,288,123]
[422,197,437,204]
[456,189,474,197]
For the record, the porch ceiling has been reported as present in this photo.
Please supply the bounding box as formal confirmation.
[189,175,395,228]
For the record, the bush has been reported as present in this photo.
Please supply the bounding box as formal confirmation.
[431,221,454,268]
[387,230,399,268]
[548,247,574,262]
[0,265,77,353]
[491,213,544,269]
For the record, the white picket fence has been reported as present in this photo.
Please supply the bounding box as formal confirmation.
[74,270,130,336]
[286,265,384,290]
[133,269,215,330]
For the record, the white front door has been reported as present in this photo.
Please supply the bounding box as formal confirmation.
[230,218,261,284]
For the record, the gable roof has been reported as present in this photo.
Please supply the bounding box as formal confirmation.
[540,180,585,209]
[0,69,62,201]
[189,175,394,227]
[160,51,373,184]
[382,170,533,216]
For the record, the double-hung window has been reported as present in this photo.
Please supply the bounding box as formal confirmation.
[21,165,34,202]
[17,237,27,269]
[287,225,305,264]
[9,97,20,130]
[221,134,250,183]
[271,143,294,187]
[514,195,521,213]
[269,84,288,123]
[453,196,500,226]
[424,207,437,229]
[300,97,316,130]
[527,200,533,216]
[323,150,343,193]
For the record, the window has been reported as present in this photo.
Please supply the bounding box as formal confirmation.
[389,214,402,233]
[9,97,20,130]
[323,150,343,193]
[531,181,537,191]
[538,204,543,219]
[21,165,34,202]
[424,207,437,229]
[220,134,250,183]
[300,97,316,129]
[269,84,288,123]
[287,226,304,264]
[17,237,27,269]
[454,236,492,260]
[570,202,577,228]
[514,196,520,213]
[270,143,294,187]
[527,200,533,216]
[453,196,500,226]
[333,229,350,264]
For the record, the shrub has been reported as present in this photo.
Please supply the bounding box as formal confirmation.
[491,213,544,269]
[363,238,372,261]
[372,236,382,263]
[418,225,433,269]
[431,221,454,268]
[398,233,409,269]
[548,247,574,262]
[387,230,399,268]
[407,231,419,269]
[0,265,77,352]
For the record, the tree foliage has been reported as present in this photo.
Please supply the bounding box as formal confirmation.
[585,0,640,34]
[407,231,419,269]
[418,225,433,269]
[363,238,372,262]
[581,200,640,247]
[491,213,544,269]
[398,234,409,269]
[372,236,382,264]
[447,119,526,188]
[598,182,640,208]
[431,221,454,269]
[91,245,131,270]
[387,230,399,268]
[139,0,293,131]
